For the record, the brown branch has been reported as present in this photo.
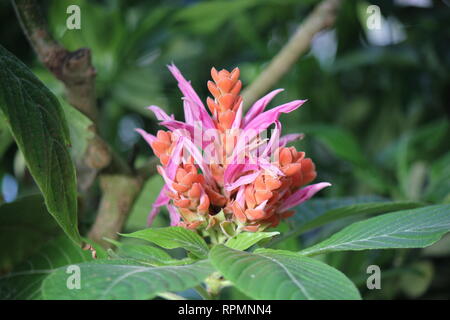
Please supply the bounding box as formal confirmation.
[241,0,341,109]
[12,0,98,120]
[87,175,142,248]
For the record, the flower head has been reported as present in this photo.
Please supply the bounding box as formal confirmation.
[137,64,330,236]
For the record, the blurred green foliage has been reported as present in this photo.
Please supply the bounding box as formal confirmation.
[1,0,449,299]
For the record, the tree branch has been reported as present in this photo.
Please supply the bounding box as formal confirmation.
[241,0,341,109]
[12,0,98,120]
[87,174,142,248]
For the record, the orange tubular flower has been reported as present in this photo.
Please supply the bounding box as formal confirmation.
[207,67,242,132]
[137,64,331,239]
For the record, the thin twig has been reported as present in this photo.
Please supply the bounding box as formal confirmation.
[241,0,341,109]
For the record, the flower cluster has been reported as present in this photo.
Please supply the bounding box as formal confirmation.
[137,65,330,237]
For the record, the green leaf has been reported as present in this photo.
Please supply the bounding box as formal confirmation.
[302,125,368,168]
[225,232,279,251]
[425,151,450,203]
[272,197,423,246]
[0,195,60,273]
[112,66,168,117]
[0,113,13,158]
[113,243,171,263]
[41,259,214,300]
[299,204,450,256]
[209,245,360,300]
[293,198,423,235]
[60,99,94,162]
[269,221,301,251]
[121,226,209,259]
[0,45,80,244]
[302,125,388,191]
[107,241,196,266]
[174,0,259,34]
[0,235,93,300]
[125,175,166,231]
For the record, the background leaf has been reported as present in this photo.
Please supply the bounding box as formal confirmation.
[173,0,259,34]
[302,125,368,168]
[400,261,434,298]
[0,195,60,273]
[124,175,166,231]
[209,245,360,300]
[0,45,80,244]
[0,235,94,300]
[0,113,13,159]
[60,100,94,163]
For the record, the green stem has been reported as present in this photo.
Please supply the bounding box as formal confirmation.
[194,285,211,300]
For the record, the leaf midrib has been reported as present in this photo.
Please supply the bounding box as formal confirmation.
[257,252,311,300]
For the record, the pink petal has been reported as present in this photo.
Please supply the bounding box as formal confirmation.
[235,186,245,207]
[167,64,215,129]
[156,138,185,193]
[244,99,307,132]
[168,64,204,111]
[183,97,216,130]
[229,134,267,164]
[261,121,281,157]
[279,133,304,148]
[279,182,331,212]
[258,158,284,177]
[244,89,284,126]
[182,100,194,123]
[231,102,243,129]
[147,105,174,121]
[255,200,268,211]
[232,100,306,158]
[157,165,176,193]
[225,170,260,192]
[165,137,184,179]
[181,137,215,185]
[224,163,242,185]
[147,186,170,226]
[224,163,258,185]
[159,119,194,138]
[167,204,181,226]
[135,128,156,146]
